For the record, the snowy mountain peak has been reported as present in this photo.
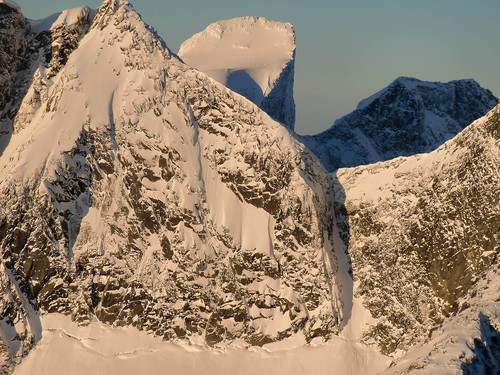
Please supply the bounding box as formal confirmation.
[357,76,493,110]
[179,16,294,56]
[303,77,497,170]
[29,6,94,34]
[0,1,347,370]
[179,16,296,130]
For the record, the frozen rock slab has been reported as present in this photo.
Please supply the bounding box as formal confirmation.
[179,17,296,131]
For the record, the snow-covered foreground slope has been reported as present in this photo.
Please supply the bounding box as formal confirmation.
[335,102,500,359]
[304,77,497,171]
[179,17,296,130]
[12,314,389,375]
[0,0,350,372]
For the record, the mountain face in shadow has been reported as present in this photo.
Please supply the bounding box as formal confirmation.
[462,313,500,375]
[302,77,498,171]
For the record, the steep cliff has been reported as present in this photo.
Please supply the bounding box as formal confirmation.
[335,101,500,356]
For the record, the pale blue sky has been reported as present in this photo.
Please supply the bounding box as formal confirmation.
[15,0,500,135]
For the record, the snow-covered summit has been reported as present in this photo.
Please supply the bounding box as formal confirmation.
[303,77,497,170]
[29,6,94,34]
[179,17,296,130]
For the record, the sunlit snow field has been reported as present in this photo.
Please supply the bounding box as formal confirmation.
[14,305,390,375]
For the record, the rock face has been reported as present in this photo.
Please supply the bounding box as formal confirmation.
[0,1,347,371]
[335,102,500,355]
[0,2,27,146]
[304,77,498,171]
[1,1,500,374]
[0,3,94,157]
[178,17,296,131]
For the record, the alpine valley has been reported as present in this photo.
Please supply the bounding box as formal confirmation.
[0,1,498,374]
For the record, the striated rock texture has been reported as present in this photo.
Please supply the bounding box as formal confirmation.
[0,0,348,371]
[178,17,296,131]
[335,102,500,354]
[304,77,498,171]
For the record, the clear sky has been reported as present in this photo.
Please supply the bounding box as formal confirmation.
[15,0,500,135]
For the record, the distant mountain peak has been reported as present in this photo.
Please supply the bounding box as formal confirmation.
[179,16,296,130]
[303,77,498,170]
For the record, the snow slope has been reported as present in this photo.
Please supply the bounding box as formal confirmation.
[12,314,389,375]
[303,77,497,171]
[179,17,296,130]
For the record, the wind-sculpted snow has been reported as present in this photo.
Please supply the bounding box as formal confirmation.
[179,17,296,131]
[0,1,347,371]
[304,77,497,171]
[336,103,500,355]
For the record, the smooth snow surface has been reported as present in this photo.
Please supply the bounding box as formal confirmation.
[29,6,93,34]
[179,17,294,106]
[0,0,20,11]
[13,315,390,375]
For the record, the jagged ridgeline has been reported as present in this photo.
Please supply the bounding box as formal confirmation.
[304,77,497,171]
[336,103,500,355]
[0,0,350,369]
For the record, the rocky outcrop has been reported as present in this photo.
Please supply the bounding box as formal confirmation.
[0,2,27,146]
[304,77,498,171]
[0,2,27,110]
[335,102,500,354]
[179,17,296,131]
[0,3,94,160]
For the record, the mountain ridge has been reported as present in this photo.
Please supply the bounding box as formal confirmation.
[0,1,349,372]
[303,76,497,171]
